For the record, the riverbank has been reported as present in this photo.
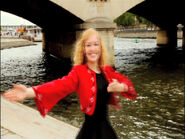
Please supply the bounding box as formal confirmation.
[114,29,183,39]
[0,37,36,50]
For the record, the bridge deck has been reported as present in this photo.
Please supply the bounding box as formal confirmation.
[1,97,79,139]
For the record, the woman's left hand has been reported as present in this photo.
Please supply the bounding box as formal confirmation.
[107,79,128,93]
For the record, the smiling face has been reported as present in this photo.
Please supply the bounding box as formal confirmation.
[84,34,101,64]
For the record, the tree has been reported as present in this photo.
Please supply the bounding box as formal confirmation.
[136,16,153,27]
[114,12,154,27]
[114,12,135,26]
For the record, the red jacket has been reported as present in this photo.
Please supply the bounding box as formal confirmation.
[32,65,137,117]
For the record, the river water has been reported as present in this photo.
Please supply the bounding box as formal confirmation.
[1,38,184,139]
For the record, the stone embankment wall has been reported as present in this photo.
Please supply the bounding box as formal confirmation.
[114,29,183,39]
[1,37,36,50]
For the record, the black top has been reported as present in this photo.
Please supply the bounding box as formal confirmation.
[76,73,118,139]
[85,73,111,122]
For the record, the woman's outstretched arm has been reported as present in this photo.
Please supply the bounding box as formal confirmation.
[2,84,35,102]
[2,66,79,117]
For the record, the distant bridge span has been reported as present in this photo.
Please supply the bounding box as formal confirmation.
[128,0,185,48]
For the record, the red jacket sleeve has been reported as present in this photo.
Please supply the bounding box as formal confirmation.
[108,66,138,100]
[32,67,79,117]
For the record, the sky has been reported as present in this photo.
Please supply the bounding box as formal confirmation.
[1,11,35,25]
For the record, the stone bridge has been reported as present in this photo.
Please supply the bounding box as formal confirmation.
[0,0,143,64]
[1,0,184,64]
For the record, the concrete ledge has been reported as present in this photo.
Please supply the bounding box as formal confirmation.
[1,97,79,139]
[1,38,36,50]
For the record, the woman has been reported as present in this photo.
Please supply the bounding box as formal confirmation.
[2,28,137,139]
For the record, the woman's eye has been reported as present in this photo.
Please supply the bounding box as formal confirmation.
[85,44,90,47]
[85,42,99,47]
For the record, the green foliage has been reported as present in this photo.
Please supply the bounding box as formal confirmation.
[114,12,154,27]
[114,12,135,26]
[136,16,153,26]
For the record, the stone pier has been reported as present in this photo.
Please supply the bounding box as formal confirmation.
[182,27,185,52]
[42,29,76,59]
[157,27,177,47]
[42,20,116,65]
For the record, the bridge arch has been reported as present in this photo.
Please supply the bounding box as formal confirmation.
[0,0,83,31]
[127,0,185,47]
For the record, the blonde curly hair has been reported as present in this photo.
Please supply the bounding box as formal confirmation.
[73,28,109,66]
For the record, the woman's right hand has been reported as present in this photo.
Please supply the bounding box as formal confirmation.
[2,84,35,102]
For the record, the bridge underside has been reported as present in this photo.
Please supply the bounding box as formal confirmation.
[0,0,115,64]
[0,0,83,31]
[128,0,185,29]
[128,0,185,47]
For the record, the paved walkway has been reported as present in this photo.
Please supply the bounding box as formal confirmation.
[1,97,79,139]
[1,127,23,139]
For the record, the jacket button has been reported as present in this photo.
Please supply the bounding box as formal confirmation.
[37,94,42,100]
[86,107,91,112]
[90,97,94,102]
[91,77,94,82]
[88,69,91,74]
[91,86,95,92]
